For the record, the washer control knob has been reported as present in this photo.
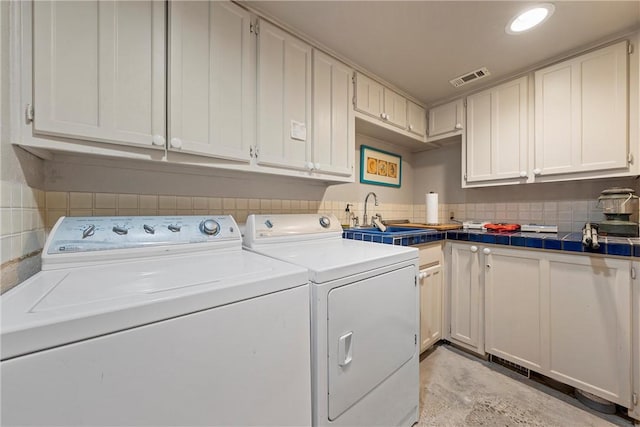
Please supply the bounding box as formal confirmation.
[319,216,331,228]
[143,224,155,234]
[112,226,128,235]
[82,224,95,239]
[168,224,181,232]
[200,219,220,236]
[265,219,273,228]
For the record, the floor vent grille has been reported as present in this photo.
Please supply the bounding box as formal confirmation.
[449,67,490,88]
[489,354,530,378]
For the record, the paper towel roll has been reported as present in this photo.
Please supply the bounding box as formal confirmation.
[426,192,439,224]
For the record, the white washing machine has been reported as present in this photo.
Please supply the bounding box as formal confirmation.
[1,215,312,426]
[243,214,420,427]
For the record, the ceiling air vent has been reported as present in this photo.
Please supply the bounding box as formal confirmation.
[449,67,491,88]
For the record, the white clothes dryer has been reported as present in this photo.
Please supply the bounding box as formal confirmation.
[243,214,420,427]
[1,215,312,426]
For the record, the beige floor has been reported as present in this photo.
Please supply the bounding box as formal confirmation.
[419,345,635,427]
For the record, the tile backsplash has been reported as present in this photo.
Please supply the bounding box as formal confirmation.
[1,187,632,293]
[40,192,611,233]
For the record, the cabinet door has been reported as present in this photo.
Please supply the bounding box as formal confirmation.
[383,88,407,129]
[631,261,640,421]
[484,247,543,371]
[407,101,426,138]
[546,254,631,406]
[257,20,312,171]
[466,76,528,183]
[428,99,463,138]
[449,243,483,354]
[420,264,443,352]
[33,1,165,148]
[534,40,629,177]
[312,50,354,177]
[354,73,384,119]
[169,1,254,161]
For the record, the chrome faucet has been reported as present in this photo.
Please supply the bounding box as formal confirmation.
[363,192,379,227]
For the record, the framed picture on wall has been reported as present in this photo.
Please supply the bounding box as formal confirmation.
[360,145,401,188]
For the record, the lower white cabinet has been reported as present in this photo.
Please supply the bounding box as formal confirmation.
[418,243,444,353]
[447,243,484,355]
[631,262,640,420]
[546,253,631,407]
[484,247,544,371]
[480,245,633,407]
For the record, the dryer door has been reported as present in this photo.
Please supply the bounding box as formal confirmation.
[327,265,417,420]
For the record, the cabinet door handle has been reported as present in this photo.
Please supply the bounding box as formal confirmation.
[408,124,414,131]
[306,162,315,171]
[470,245,478,253]
[170,138,183,149]
[338,331,353,367]
[380,113,386,120]
[454,123,463,130]
[533,168,542,175]
[483,247,491,255]
[419,271,427,280]
[152,135,166,146]
[519,171,527,178]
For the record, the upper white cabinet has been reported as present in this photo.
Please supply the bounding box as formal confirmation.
[312,50,355,177]
[33,1,166,149]
[169,1,254,162]
[354,73,384,119]
[534,40,629,177]
[353,72,435,149]
[407,101,427,138]
[256,19,312,171]
[464,76,528,184]
[383,88,407,129]
[427,99,464,141]
[354,73,407,128]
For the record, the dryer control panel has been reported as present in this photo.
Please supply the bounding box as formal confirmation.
[45,216,241,255]
[243,214,343,248]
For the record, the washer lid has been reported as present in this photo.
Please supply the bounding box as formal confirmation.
[1,251,308,360]
[248,238,418,283]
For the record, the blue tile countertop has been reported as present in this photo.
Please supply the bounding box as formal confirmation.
[342,228,640,258]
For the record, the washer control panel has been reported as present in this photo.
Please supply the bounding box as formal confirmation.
[46,216,239,254]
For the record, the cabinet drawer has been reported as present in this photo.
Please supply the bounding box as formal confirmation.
[418,243,442,267]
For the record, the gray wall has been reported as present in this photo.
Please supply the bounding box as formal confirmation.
[412,142,639,204]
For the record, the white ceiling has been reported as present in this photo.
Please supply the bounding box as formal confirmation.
[243,1,640,106]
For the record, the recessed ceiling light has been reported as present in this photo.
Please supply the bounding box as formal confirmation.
[506,3,555,34]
